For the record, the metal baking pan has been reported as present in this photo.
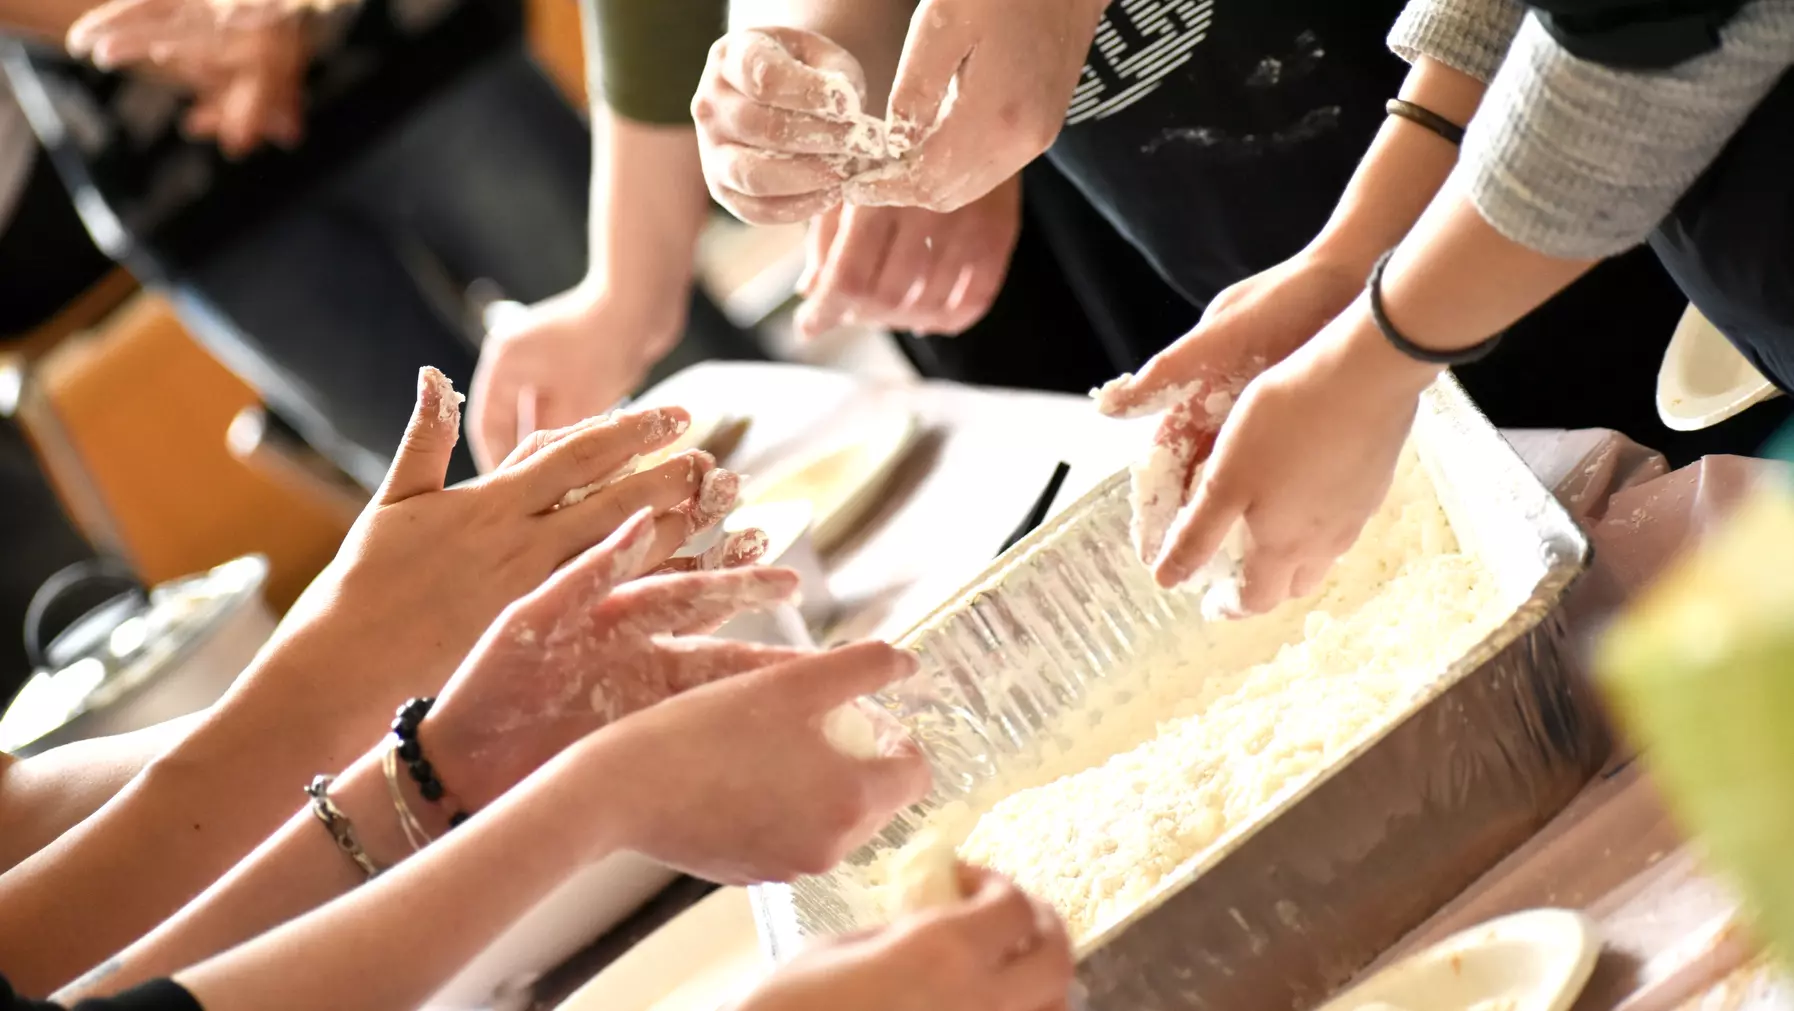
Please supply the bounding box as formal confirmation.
[751,375,1605,1010]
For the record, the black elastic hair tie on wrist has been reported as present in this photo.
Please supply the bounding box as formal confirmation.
[1385,98,1466,146]
[392,697,470,828]
[1367,249,1504,366]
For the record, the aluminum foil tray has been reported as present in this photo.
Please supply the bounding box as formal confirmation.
[751,375,1605,1010]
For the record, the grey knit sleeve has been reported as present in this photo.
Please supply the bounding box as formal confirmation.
[1387,0,1528,82]
[1455,2,1794,260]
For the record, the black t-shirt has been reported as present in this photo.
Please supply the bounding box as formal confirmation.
[1045,0,1409,309]
[1,975,201,1011]
[0,0,523,271]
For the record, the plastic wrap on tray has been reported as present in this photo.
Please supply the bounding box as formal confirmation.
[751,376,1606,1010]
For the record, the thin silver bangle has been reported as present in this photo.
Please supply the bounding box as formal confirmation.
[305,775,382,880]
[383,745,434,853]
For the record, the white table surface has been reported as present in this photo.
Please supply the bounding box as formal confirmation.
[634,361,1155,644]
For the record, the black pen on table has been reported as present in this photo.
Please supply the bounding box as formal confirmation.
[997,462,1072,557]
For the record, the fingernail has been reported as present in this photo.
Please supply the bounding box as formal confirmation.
[679,449,717,480]
[696,467,739,519]
[727,527,770,567]
[418,367,463,424]
[638,408,687,443]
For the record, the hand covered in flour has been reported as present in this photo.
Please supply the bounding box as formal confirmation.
[599,641,931,883]
[843,0,1106,214]
[1093,251,1368,571]
[266,372,735,758]
[1151,303,1437,614]
[736,865,1075,1011]
[420,509,802,810]
[795,174,1021,339]
[693,26,884,224]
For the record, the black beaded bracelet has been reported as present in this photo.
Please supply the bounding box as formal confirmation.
[391,697,470,828]
[1385,98,1465,146]
[1367,249,1503,366]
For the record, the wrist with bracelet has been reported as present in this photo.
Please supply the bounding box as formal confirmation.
[307,696,472,880]
[390,697,472,828]
[1366,249,1503,367]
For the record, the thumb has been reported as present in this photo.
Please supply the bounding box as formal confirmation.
[466,353,516,474]
[377,366,463,504]
[883,13,972,156]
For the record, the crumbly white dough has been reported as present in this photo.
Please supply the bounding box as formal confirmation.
[895,448,1503,943]
[421,367,464,424]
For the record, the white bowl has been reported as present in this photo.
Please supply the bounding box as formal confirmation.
[1316,909,1600,1011]
[1658,303,1780,432]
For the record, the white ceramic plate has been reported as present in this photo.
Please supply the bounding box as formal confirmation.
[1316,909,1600,1011]
[1658,303,1779,432]
[554,887,767,1011]
[742,412,921,552]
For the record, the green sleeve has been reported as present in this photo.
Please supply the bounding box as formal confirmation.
[587,0,727,125]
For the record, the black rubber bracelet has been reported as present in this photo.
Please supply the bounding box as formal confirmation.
[1367,249,1503,366]
[1385,98,1466,146]
[391,697,471,828]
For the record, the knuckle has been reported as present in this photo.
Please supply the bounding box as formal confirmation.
[992,884,1033,923]
[834,269,875,299]
[736,51,773,103]
[564,430,609,471]
[796,846,839,877]
[1023,109,1063,153]
[825,788,867,833]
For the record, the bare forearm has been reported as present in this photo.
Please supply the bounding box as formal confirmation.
[0,645,380,994]
[57,742,446,1001]
[177,738,627,1011]
[0,713,201,874]
[728,0,913,107]
[585,109,711,315]
[1307,57,1487,271]
[1376,190,1596,355]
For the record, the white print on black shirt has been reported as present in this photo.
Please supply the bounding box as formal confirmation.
[1066,0,1214,126]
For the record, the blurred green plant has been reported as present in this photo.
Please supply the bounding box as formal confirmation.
[1597,482,1794,962]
